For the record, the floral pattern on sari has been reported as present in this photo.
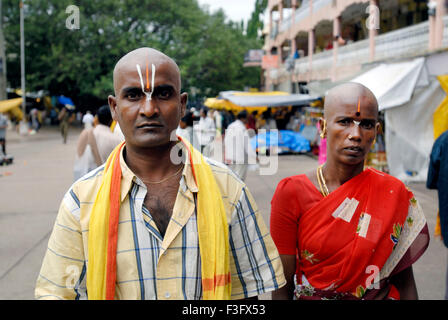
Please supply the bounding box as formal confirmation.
[301,249,319,265]
[390,223,402,250]
[353,285,366,298]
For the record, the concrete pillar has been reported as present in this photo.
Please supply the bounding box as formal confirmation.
[308,28,315,82]
[368,0,379,62]
[332,16,341,82]
[291,0,297,57]
[0,0,7,100]
[429,10,436,50]
[279,2,283,26]
[435,0,446,49]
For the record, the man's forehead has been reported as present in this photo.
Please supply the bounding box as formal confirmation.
[114,59,180,92]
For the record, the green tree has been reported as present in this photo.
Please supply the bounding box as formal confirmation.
[246,0,268,39]
[3,0,263,109]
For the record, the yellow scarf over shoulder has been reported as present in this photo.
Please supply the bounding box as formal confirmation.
[86,138,231,300]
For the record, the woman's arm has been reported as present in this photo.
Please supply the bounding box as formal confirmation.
[272,254,296,300]
[390,266,418,300]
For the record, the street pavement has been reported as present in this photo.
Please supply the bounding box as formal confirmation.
[0,125,446,300]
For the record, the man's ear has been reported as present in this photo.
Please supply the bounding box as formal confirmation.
[180,92,188,118]
[108,95,118,121]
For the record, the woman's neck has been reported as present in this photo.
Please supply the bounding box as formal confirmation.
[323,158,364,191]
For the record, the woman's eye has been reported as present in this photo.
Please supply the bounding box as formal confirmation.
[360,121,375,129]
[339,119,351,125]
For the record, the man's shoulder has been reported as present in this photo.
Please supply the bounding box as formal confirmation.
[203,157,246,195]
[69,165,106,202]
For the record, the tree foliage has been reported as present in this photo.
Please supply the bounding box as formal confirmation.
[2,0,264,109]
[246,0,268,39]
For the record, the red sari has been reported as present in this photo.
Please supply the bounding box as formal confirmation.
[270,168,429,299]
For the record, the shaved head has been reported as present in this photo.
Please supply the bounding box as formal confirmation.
[324,82,378,120]
[113,47,181,96]
[108,47,187,150]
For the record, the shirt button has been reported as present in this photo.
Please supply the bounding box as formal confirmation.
[164,292,171,299]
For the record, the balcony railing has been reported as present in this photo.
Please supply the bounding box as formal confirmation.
[375,19,430,61]
[312,0,332,12]
[295,2,310,24]
[337,38,370,66]
[441,15,448,48]
[271,17,447,83]
[279,2,311,33]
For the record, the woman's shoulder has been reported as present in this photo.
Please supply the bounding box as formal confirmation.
[366,168,409,191]
[275,173,317,195]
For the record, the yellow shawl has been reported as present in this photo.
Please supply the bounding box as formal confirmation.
[86,138,231,300]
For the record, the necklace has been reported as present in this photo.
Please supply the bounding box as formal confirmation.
[141,165,184,184]
[316,164,330,197]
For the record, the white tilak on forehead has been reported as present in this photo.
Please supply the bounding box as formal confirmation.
[136,63,156,101]
[353,120,361,126]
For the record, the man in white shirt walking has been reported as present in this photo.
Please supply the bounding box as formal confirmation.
[82,110,95,129]
[224,110,257,181]
[194,107,215,156]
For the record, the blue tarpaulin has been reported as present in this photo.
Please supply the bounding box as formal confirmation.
[58,96,75,110]
[250,130,311,153]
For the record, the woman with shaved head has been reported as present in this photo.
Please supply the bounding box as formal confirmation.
[270,82,429,300]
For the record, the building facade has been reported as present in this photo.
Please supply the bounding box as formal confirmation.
[263,0,448,92]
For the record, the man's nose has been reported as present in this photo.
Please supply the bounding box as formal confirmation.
[139,97,158,118]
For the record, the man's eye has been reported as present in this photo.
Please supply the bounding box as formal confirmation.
[157,89,173,99]
[126,92,141,100]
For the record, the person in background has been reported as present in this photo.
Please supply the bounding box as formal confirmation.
[427,128,448,300]
[176,111,196,145]
[58,105,75,144]
[247,111,257,135]
[73,105,123,180]
[0,113,8,157]
[194,107,216,156]
[82,110,95,129]
[224,110,257,182]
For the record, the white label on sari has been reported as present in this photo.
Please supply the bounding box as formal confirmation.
[357,213,371,238]
[332,197,359,223]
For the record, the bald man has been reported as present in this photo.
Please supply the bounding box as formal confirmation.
[35,48,285,300]
[270,82,429,300]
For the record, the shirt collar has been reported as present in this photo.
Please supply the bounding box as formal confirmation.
[118,146,135,202]
[180,142,199,193]
[118,141,199,202]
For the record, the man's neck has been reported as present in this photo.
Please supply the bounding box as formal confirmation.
[124,142,182,181]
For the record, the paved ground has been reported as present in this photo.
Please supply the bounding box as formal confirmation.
[0,125,446,299]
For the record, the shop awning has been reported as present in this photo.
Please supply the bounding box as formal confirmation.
[351,57,426,111]
[218,91,318,107]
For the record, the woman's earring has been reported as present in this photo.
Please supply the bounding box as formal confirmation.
[320,120,327,139]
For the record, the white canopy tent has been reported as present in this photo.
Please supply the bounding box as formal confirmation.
[351,55,447,182]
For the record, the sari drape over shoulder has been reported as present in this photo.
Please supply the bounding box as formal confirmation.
[271,168,429,300]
